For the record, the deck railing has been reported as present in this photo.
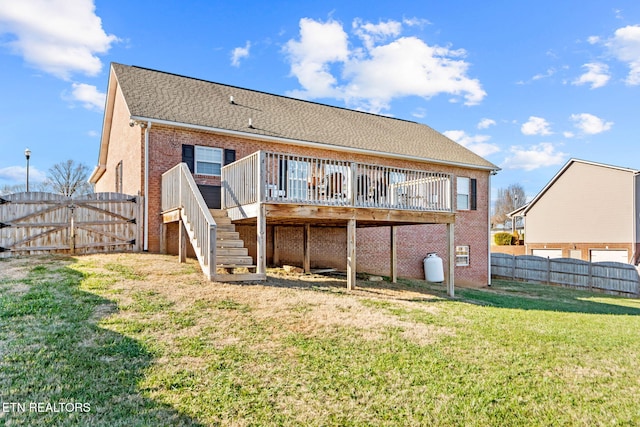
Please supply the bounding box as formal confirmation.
[162,163,217,278]
[222,151,452,212]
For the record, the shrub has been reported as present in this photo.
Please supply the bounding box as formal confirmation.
[494,232,514,246]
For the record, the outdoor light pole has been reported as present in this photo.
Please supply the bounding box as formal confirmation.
[25,148,31,192]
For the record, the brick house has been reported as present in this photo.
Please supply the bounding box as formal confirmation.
[511,159,640,264]
[89,63,499,291]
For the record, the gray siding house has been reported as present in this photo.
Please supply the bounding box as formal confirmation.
[514,159,640,264]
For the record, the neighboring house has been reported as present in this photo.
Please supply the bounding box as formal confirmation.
[89,63,499,290]
[511,159,640,264]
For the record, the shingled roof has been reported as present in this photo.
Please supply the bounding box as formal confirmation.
[112,63,498,170]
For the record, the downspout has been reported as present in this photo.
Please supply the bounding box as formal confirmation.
[143,121,152,251]
[633,173,638,265]
[488,171,496,286]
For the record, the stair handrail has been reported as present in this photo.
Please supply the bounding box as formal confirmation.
[162,163,217,279]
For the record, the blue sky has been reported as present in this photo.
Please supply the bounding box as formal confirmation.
[1,0,639,202]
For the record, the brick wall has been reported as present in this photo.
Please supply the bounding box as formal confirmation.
[100,122,491,286]
[94,85,143,195]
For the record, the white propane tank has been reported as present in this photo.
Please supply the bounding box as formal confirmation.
[424,253,444,283]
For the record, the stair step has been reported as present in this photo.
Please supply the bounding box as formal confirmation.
[215,273,266,282]
[212,215,232,224]
[216,224,236,232]
[216,256,254,265]
[216,239,244,248]
[217,231,240,240]
[217,264,257,269]
[209,209,229,218]
[217,248,249,256]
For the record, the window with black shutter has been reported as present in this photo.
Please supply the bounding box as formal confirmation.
[182,144,194,172]
[224,149,236,165]
[470,178,477,211]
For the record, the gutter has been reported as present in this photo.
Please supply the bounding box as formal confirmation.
[130,116,501,173]
[89,164,106,184]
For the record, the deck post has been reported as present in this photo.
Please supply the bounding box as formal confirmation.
[179,218,186,263]
[256,151,267,275]
[390,226,397,283]
[257,203,266,274]
[347,219,356,290]
[447,222,455,297]
[303,223,311,273]
[160,223,167,254]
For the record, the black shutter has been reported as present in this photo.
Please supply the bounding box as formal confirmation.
[470,178,477,211]
[182,145,194,173]
[224,149,236,165]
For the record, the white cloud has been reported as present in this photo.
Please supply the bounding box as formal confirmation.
[0,0,118,79]
[231,41,251,67]
[443,130,500,157]
[572,63,610,89]
[69,83,105,111]
[521,116,552,136]
[283,18,350,100]
[604,25,640,85]
[477,118,496,129]
[0,165,47,183]
[570,113,613,134]
[353,18,402,50]
[411,108,427,118]
[563,131,575,138]
[283,17,486,113]
[587,36,600,44]
[502,143,567,171]
[532,68,556,81]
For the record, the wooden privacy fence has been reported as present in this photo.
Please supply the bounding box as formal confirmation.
[0,192,141,257]
[492,253,640,297]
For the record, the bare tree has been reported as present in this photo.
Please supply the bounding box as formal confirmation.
[492,183,526,228]
[46,160,93,197]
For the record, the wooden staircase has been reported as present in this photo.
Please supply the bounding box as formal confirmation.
[209,209,266,282]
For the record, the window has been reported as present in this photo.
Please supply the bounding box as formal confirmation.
[115,161,123,193]
[456,177,477,211]
[456,245,470,266]
[457,177,470,210]
[195,146,223,176]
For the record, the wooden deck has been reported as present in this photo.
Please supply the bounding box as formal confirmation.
[220,151,456,295]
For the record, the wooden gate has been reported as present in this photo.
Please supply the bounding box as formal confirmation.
[0,192,141,257]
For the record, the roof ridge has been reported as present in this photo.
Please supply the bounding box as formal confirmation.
[119,63,421,126]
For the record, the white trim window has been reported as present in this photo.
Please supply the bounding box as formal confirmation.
[195,146,223,176]
[457,177,470,210]
[456,245,470,266]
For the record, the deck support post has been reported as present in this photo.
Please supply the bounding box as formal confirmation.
[257,203,266,274]
[303,223,311,273]
[160,223,167,254]
[347,219,356,290]
[390,226,397,283]
[179,218,186,264]
[447,222,455,297]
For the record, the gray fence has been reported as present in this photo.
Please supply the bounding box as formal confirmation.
[491,253,640,297]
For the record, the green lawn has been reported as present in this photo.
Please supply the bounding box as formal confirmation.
[1,253,639,426]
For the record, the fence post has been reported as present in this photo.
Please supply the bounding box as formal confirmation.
[546,257,551,285]
[588,261,593,291]
[69,204,76,255]
[512,255,516,280]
